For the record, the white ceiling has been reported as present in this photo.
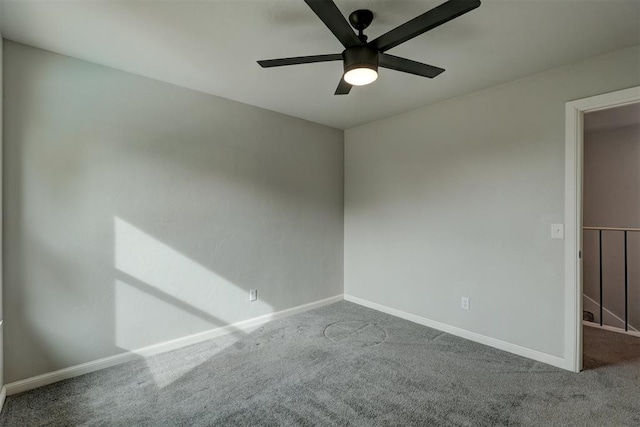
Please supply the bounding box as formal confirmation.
[1,0,639,129]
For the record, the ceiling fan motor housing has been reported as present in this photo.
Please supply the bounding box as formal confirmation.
[342,46,379,75]
[349,9,374,32]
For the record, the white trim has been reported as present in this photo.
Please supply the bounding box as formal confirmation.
[1,33,4,411]
[583,226,640,232]
[564,86,640,373]
[583,321,640,338]
[5,294,343,396]
[0,386,6,414]
[344,294,566,369]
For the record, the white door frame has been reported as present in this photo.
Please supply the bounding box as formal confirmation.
[564,86,640,373]
[0,33,5,407]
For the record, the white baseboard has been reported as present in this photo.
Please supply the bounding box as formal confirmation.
[5,293,572,397]
[344,294,568,370]
[0,386,6,413]
[583,320,640,338]
[5,294,343,396]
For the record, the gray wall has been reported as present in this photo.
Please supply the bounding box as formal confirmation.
[583,124,640,329]
[584,124,640,228]
[0,35,4,390]
[3,41,344,383]
[345,46,640,358]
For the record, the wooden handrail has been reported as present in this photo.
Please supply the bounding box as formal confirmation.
[583,226,640,232]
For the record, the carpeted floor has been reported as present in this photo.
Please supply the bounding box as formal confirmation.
[1,301,639,426]
[582,324,640,371]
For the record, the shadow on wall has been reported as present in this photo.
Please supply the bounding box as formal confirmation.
[114,216,271,368]
[3,40,343,385]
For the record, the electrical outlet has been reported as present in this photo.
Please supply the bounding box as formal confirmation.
[461,297,470,310]
[249,289,258,302]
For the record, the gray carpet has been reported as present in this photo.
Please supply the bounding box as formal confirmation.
[1,301,639,426]
[583,324,640,371]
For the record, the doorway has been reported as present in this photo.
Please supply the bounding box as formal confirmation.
[582,103,640,369]
[564,86,640,372]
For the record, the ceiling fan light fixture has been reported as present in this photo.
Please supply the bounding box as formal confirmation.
[343,46,379,87]
[344,66,378,86]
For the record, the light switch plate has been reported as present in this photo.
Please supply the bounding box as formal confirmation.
[551,224,564,239]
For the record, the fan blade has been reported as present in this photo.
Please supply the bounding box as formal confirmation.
[379,53,445,78]
[335,77,352,95]
[371,0,481,52]
[258,54,342,68]
[304,0,363,48]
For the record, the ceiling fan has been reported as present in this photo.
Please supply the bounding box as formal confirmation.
[258,0,481,95]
